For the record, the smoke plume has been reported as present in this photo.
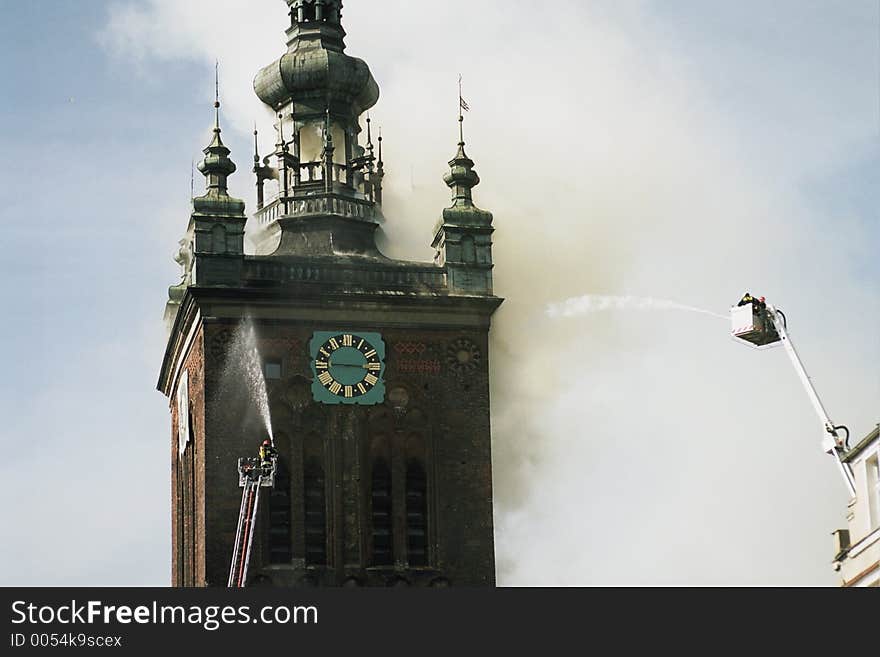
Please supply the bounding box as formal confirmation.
[97,0,879,585]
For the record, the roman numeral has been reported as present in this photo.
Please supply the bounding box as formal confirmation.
[357,383,367,395]
[357,339,364,349]
[344,385,353,398]
[315,361,328,370]
[364,349,377,359]
[364,374,378,386]
[319,348,330,358]
[329,381,342,395]
[343,334,353,347]
[329,338,340,350]
[366,362,381,372]
[318,372,333,386]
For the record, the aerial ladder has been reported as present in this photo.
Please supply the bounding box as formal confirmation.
[228,446,277,588]
[730,295,856,497]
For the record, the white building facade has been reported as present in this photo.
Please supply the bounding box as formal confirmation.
[832,426,880,587]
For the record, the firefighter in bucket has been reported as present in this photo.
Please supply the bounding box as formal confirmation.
[737,292,767,315]
[732,293,779,347]
[259,439,277,470]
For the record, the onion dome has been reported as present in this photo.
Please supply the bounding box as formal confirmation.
[442,141,493,226]
[253,0,379,120]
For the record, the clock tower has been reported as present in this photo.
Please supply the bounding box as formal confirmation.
[157,0,502,587]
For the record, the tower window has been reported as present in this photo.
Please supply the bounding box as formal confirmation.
[406,459,428,567]
[304,457,327,565]
[371,459,393,566]
[264,360,282,380]
[868,453,880,530]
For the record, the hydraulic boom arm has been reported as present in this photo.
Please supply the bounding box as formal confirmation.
[765,304,856,497]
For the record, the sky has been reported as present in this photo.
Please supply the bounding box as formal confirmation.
[0,0,877,586]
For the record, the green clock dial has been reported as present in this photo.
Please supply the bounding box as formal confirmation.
[310,332,386,405]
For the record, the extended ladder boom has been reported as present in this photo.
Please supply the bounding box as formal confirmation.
[228,456,276,588]
[765,304,856,497]
[228,477,262,588]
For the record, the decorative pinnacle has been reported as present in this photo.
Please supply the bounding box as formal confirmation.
[253,123,260,165]
[276,112,290,153]
[377,127,383,168]
[324,107,333,145]
[197,62,236,195]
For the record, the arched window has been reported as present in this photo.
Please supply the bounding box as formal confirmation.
[406,459,428,566]
[303,456,327,565]
[371,459,393,566]
[301,0,315,22]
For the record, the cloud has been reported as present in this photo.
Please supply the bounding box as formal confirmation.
[95,0,879,585]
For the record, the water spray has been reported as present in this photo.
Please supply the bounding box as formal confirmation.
[546,294,727,321]
[230,318,275,445]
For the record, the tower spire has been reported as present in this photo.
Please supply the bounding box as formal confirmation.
[442,81,489,218]
[194,64,242,211]
[458,74,468,146]
[214,60,220,129]
[432,79,495,295]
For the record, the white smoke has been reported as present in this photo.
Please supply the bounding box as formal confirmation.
[95,0,879,585]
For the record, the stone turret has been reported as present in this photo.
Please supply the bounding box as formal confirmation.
[189,95,246,284]
[432,118,495,295]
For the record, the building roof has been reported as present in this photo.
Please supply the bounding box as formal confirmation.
[843,425,880,463]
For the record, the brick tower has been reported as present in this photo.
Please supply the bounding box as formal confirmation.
[157,0,502,587]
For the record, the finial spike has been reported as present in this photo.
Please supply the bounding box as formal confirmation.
[213,60,221,131]
[253,122,260,164]
[378,127,383,161]
[457,74,469,145]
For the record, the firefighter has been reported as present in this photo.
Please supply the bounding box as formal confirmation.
[259,439,276,467]
[737,292,755,307]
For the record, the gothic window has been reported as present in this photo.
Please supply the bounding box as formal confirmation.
[304,456,327,565]
[461,235,476,263]
[406,459,428,567]
[371,458,393,566]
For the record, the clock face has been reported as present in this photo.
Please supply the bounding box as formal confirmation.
[309,331,386,405]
